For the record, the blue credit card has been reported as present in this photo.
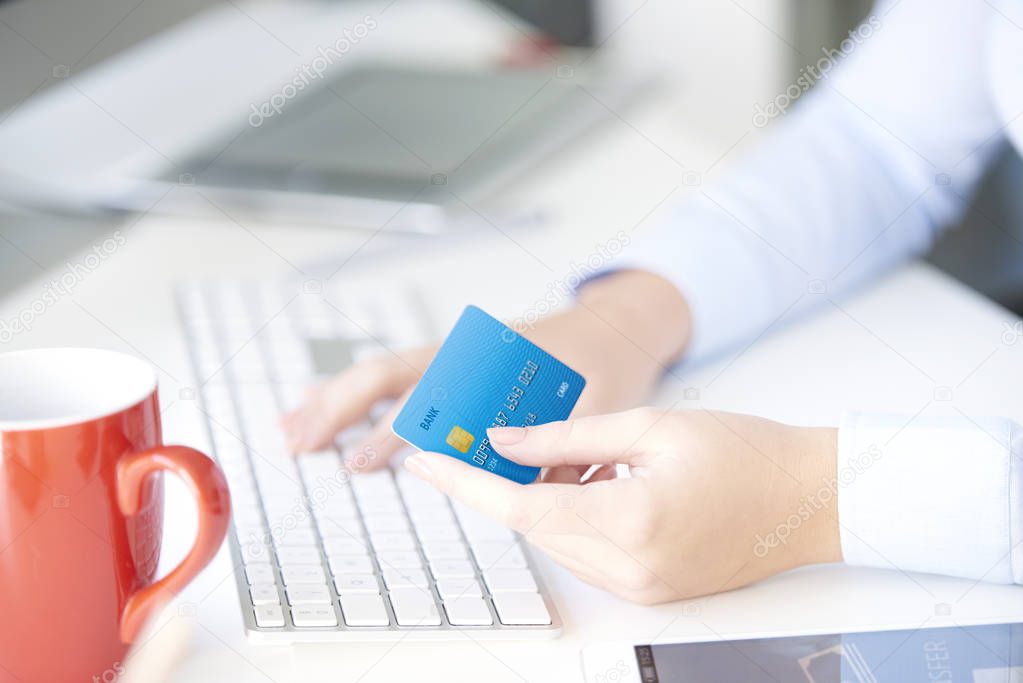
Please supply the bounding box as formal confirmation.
[392,305,586,484]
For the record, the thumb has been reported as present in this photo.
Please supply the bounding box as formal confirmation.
[487,408,664,468]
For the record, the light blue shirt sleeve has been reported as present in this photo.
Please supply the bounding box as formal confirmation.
[609,0,1005,366]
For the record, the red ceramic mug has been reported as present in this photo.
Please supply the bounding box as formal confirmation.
[0,348,230,682]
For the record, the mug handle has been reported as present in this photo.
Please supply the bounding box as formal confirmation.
[116,445,231,643]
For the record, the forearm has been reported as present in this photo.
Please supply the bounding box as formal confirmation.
[575,269,691,368]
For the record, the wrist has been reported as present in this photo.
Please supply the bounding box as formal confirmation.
[792,426,843,567]
[575,270,691,367]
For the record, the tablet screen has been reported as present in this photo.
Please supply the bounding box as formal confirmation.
[635,622,1023,682]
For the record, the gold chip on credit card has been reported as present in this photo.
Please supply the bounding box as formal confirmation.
[445,425,475,453]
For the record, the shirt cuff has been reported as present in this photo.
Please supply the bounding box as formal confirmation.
[837,412,1023,584]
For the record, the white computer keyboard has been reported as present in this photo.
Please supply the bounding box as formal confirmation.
[176,279,560,641]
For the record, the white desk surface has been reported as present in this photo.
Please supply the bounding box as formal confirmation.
[3,99,1023,682]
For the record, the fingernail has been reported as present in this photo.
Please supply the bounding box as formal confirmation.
[403,454,431,481]
[487,427,527,445]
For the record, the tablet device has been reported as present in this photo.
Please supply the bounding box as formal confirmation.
[582,620,1023,682]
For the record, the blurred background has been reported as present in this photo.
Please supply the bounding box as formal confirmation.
[1,0,1020,312]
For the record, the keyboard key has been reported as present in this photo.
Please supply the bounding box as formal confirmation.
[364,516,410,533]
[340,594,389,627]
[258,472,303,493]
[315,499,358,519]
[482,568,538,593]
[249,584,280,605]
[263,499,311,520]
[328,555,374,575]
[355,478,401,497]
[227,477,259,504]
[254,603,285,628]
[429,560,476,579]
[435,578,482,599]
[244,564,275,585]
[234,524,267,546]
[276,546,321,565]
[321,538,370,556]
[298,453,343,482]
[409,506,456,526]
[492,592,551,625]
[370,532,416,552]
[444,597,493,626]
[271,529,319,547]
[389,588,441,626]
[413,524,462,542]
[286,585,332,605]
[291,605,338,628]
[238,538,272,565]
[470,542,527,569]
[396,473,445,497]
[280,565,326,585]
[316,516,363,539]
[314,487,356,505]
[359,499,405,517]
[377,551,423,569]
[230,482,260,502]
[397,477,447,506]
[230,486,258,507]
[382,567,429,589]
[352,483,400,501]
[256,477,302,498]
[229,475,259,496]
[351,470,396,493]
[334,574,379,595]
[231,488,261,510]
[271,524,317,546]
[233,509,265,531]
[421,541,468,561]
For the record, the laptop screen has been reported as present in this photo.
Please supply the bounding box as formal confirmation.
[490,0,594,46]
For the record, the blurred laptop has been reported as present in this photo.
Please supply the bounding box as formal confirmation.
[0,0,655,232]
